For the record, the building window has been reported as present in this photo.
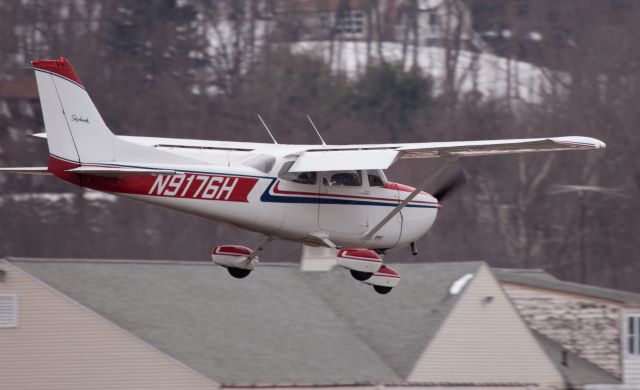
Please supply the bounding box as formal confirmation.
[429,13,439,27]
[627,315,640,355]
[0,294,17,328]
[335,10,364,34]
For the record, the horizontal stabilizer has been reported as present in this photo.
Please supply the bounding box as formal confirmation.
[0,167,51,175]
[66,166,178,176]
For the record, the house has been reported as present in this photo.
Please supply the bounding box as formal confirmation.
[283,0,389,41]
[281,0,480,49]
[0,257,628,389]
[0,79,40,123]
[393,0,480,50]
[495,268,640,389]
[279,0,399,41]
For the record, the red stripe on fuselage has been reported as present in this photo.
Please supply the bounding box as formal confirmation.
[47,155,257,202]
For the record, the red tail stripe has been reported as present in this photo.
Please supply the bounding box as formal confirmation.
[32,57,83,86]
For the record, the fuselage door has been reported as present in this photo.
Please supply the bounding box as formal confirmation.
[319,170,369,242]
[362,170,402,248]
[272,161,320,239]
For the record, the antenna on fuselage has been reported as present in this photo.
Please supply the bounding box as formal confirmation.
[306,115,326,146]
[257,114,278,144]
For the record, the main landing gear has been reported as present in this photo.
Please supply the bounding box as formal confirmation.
[211,245,258,279]
[211,237,274,279]
[211,238,401,294]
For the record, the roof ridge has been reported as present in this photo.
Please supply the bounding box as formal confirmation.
[6,257,489,268]
[492,267,550,274]
[5,257,298,267]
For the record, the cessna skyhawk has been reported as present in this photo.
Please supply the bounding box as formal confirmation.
[0,58,606,294]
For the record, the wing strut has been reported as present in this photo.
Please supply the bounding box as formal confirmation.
[362,162,453,242]
[246,235,275,262]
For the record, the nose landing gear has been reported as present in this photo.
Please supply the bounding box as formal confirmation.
[227,267,252,279]
[337,248,401,294]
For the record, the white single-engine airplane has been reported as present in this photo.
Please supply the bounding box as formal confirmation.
[1,58,606,294]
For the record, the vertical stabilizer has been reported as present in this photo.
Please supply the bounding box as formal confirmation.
[32,57,115,163]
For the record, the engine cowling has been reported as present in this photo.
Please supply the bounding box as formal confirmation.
[211,245,258,270]
[336,248,382,273]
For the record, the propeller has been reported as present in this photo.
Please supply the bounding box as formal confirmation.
[432,169,467,201]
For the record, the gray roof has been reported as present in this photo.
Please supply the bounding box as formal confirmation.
[494,268,640,305]
[9,258,482,385]
[533,331,620,386]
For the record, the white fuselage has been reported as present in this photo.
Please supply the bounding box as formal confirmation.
[53,147,438,251]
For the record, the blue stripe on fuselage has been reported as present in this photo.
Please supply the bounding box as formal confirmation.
[259,179,437,209]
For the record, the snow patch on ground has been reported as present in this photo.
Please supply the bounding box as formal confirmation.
[0,190,117,203]
[291,41,554,103]
[3,192,75,203]
[82,190,118,202]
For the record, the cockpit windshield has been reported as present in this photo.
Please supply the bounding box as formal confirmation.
[278,161,317,185]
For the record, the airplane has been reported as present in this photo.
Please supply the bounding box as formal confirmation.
[0,57,606,294]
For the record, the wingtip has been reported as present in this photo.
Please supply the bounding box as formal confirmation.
[552,136,606,150]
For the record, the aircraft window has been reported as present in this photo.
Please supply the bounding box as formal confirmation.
[325,171,362,187]
[278,161,317,185]
[367,170,387,187]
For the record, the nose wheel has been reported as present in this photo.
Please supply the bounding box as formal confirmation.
[227,267,252,279]
[336,247,400,294]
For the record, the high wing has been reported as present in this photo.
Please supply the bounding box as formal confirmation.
[30,133,605,172]
[289,136,605,172]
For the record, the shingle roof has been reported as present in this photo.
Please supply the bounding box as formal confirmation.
[532,331,620,386]
[493,268,640,305]
[9,258,482,385]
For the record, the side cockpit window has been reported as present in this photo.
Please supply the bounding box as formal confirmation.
[278,161,317,185]
[367,169,387,187]
[324,171,362,187]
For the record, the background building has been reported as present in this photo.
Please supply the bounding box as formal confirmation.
[2,258,637,389]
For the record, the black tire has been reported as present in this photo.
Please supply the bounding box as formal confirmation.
[350,270,373,281]
[228,267,251,279]
[373,285,392,294]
